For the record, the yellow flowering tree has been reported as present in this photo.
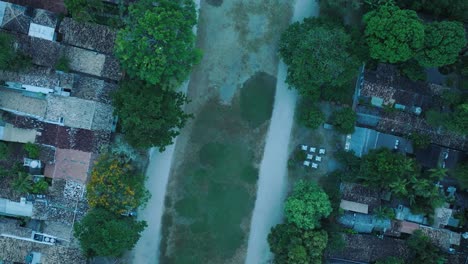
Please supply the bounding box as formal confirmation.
[87,154,150,214]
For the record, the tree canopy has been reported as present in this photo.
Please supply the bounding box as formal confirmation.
[417,21,466,67]
[284,180,332,230]
[396,0,468,22]
[64,0,104,22]
[87,154,149,214]
[0,33,15,70]
[407,230,447,264]
[279,18,358,99]
[115,0,202,87]
[364,4,424,63]
[112,79,191,149]
[330,108,356,134]
[74,208,147,257]
[454,163,468,190]
[268,223,328,264]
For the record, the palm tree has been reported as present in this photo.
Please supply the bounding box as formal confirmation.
[12,172,33,194]
[428,168,448,180]
[389,178,409,197]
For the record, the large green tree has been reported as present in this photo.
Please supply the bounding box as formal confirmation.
[447,103,468,135]
[87,154,150,214]
[64,0,104,22]
[279,18,358,99]
[396,0,468,22]
[74,208,147,257]
[284,180,332,230]
[113,79,191,149]
[453,163,468,190]
[364,4,424,63]
[330,107,357,134]
[407,230,447,264]
[268,223,328,264]
[417,21,466,67]
[115,0,202,87]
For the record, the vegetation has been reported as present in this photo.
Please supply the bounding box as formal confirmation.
[55,56,70,73]
[298,101,325,129]
[284,180,332,230]
[0,32,31,71]
[115,0,202,87]
[395,0,468,21]
[31,179,49,194]
[74,208,147,257]
[279,18,358,100]
[239,72,276,128]
[330,108,357,134]
[453,163,468,190]
[399,60,426,81]
[0,142,9,160]
[64,0,104,22]
[364,4,424,63]
[268,223,328,264]
[417,21,466,67]
[446,103,468,134]
[112,79,191,149]
[86,154,149,214]
[376,257,405,264]
[12,172,33,194]
[407,230,447,264]
[23,142,40,159]
[409,133,431,149]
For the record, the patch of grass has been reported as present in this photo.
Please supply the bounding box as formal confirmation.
[240,72,276,128]
[174,197,200,218]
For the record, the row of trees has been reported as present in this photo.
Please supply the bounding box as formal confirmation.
[74,154,149,257]
[112,0,201,149]
[268,181,332,263]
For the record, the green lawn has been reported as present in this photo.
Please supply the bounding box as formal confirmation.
[161,72,276,264]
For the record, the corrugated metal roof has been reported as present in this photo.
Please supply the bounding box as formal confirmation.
[340,199,369,214]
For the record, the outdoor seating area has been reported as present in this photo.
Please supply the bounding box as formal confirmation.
[300,145,326,170]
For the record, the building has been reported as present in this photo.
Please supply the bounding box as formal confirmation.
[340,200,369,214]
[341,183,382,212]
[44,148,94,183]
[354,64,468,152]
[338,212,391,233]
[345,126,413,157]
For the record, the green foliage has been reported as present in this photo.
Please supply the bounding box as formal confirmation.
[374,206,395,219]
[417,21,466,67]
[279,18,358,99]
[409,133,431,149]
[284,180,332,230]
[0,33,15,70]
[268,223,328,264]
[23,142,40,159]
[0,142,9,160]
[12,172,33,194]
[31,179,49,194]
[0,32,31,71]
[87,154,150,214]
[364,4,424,63]
[64,0,104,22]
[395,0,468,22]
[453,163,468,190]
[330,108,356,134]
[441,90,462,107]
[425,110,449,127]
[407,230,447,264]
[112,79,191,150]
[446,103,468,135]
[376,256,405,264]
[298,102,325,129]
[74,208,147,257]
[55,56,70,73]
[399,60,426,81]
[239,72,276,128]
[115,0,202,87]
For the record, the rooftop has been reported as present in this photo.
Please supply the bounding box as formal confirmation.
[340,199,369,214]
[59,17,117,54]
[338,212,391,233]
[0,1,57,34]
[419,225,461,250]
[340,183,381,212]
[346,126,413,157]
[0,0,66,14]
[44,148,93,183]
[396,220,420,234]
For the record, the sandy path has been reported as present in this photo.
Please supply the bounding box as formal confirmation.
[129,1,201,263]
[244,1,319,264]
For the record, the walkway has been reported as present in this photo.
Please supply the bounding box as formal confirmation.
[244,1,319,263]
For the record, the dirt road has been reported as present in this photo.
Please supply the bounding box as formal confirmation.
[244,1,319,263]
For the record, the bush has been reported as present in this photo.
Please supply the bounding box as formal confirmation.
[330,107,357,134]
[24,142,40,159]
[32,179,49,194]
[399,60,426,81]
[298,103,325,129]
[409,133,431,149]
[55,56,70,73]
[0,142,9,160]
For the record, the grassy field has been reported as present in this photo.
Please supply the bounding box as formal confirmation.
[160,72,276,264]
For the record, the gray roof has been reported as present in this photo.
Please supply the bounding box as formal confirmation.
[395,205,428,225]
[338,212,391,233]
[0,1,57,34]
[59,17,117,54]
[348,126,413,157]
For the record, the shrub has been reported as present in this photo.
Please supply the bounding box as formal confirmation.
[330,108,357,134]
[24,142,40,159]
[0,142,9,160]
[55,56,70,73]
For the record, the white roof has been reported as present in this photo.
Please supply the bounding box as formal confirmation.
[319,148,326,154]
[306,154,313,160]
[315,156,322,162]
[340,199,369,214]
[301,145,308,151]
[311,163,318,168]
[0,198,33,217]
[303,161,310,167]
[28,23,55,41]
[310,147,316,152]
